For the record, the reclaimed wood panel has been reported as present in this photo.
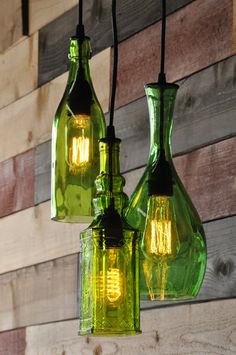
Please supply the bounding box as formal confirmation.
[0,149,35,218]
[118,54,236,172]
[0,255,78,332]
[29,0,78,34]
[25,299,236,355]
[174,137,236,222]
[0,0,23,53]
[116,0,234,108]
[0,48,110,163]
[0,201,85,275]
[38,0,194,85]
[35,135,236,223]
[0,33,38,110]
[34,54,236,201]
[124,136,236,223]
[0,328,25,355]
[0,215,236,331]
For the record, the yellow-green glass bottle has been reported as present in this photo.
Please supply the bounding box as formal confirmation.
[125,83,207,301]
[79,137,141,336]
[51,36,106,223]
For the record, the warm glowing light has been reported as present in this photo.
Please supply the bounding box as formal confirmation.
[142,196,180,300]
[106,268,122,303]
[67,114,91,174]
[98,248,124,305]
[70,136,90,164]
[150,220,172,255]
[143,196,180,259]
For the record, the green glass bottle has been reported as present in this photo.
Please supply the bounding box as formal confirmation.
[125,83,207,301]
[51,36,106,223]
[79,137,141,335]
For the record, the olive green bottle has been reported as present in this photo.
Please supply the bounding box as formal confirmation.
[79,137,141,335]
[125,83,207,301]
[51,37,106,223]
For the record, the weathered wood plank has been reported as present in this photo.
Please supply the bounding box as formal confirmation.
[29,0,78,34]
[0,47,110,163]
[0,33,38,110]
[0,149,35,218]
[35,134,236,223]
[0,201,85,275]
[34,54,236,201]
[38,0,194,85]
[0,0,23,53]
[0,255,78,332]
[119,54,236,172]
[174,137,236,222]
[0,328,26,355]
[0,215,236,331]
[116,0,234,108]
[25,299,236,355]
[124,136,236,223]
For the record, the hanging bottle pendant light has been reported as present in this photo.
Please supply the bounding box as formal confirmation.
[125,0,207,301]
[79,0,141,336]
[51,0,106,223]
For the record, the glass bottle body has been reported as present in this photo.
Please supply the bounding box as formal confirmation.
[79,140,140,335]
[51,37,106,223]
[125,84,207,301]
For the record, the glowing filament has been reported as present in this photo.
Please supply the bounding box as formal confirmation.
[106,268,122,303]
[67,114,91,173]
[143,196,180,259]
[150,220,172,256]
[71,136,90,165]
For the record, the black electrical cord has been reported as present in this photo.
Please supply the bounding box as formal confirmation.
[159,0,166,154]
[107,0,118,196]
[109,0,118,129]
[79,0,83,26]
[159,0,166,84]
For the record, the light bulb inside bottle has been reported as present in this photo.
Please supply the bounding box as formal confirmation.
[98,248,124,306]
[142,195,180,260]
[142,195,180,300]
[67,113,91,174]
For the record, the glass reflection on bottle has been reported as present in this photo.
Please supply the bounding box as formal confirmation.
[125,83,207,301]
[51,37,106,223]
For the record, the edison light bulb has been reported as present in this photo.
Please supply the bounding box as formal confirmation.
[67,113,91,174]
[98,248,124,306]
[142,195,180,260]
[142,195,180,300]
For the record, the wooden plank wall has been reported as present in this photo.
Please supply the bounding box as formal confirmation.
[0,0,236,353]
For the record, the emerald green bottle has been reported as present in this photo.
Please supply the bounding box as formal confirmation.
[125,83,207,301]
[51,37,106,223]
[79,137,141,335]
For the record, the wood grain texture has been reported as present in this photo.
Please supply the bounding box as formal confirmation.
[29,0,78,34]
[116,54,236,172]
[0,215,236,331]
[0,48,110,163]
[35,135,236,223]
[0,0,23,53]
[38,0,193,85]
[174,136,236,222]
[0,149,35,218]
[124,136,236,223]
[0,255,78,332]
[25,299,236,355]
[0,201,85,275]
[0,33,38,110]
[0,328,26,355]
[116,0,234,108]
[34,54,236,198]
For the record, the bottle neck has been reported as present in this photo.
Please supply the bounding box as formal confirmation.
[93,140,128,216]
[145,83,178,163]
[67,37,93,90]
